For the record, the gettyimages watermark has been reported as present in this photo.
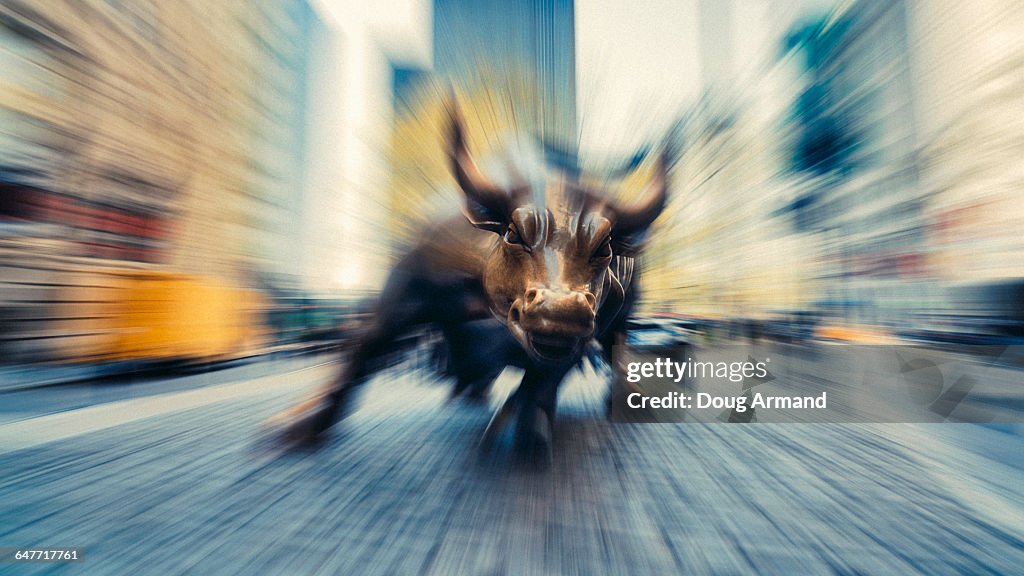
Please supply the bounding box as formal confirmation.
[609,344,1024,423]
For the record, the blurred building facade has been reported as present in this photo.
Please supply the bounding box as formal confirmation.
[433,0,576,151]
[640,0,808,320]
[235,0,325,290]
[640,0,1024,334]
[385,0,578,249]
[780,0,927,326]
[908,0,1024,283]
[777,0,1024,330]
[0,0,331,361]
[641,96,804,320]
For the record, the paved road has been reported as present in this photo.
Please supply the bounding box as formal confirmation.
[1,352,1022,575]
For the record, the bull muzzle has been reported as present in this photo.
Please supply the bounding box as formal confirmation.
[509,288,596,362]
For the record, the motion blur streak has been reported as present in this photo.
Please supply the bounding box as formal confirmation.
[1,0,1023,574]
[2,0,1020,365]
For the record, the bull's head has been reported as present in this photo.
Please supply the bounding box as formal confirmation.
[448,101,669,364]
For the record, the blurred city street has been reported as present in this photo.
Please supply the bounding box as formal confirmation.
[2,346,1022,575]
[2,0,1023,573]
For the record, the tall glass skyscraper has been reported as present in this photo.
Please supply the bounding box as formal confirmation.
[432,0,577,151]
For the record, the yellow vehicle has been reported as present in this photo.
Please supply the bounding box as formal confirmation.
[34,269,269,364]
[105,271,267,362]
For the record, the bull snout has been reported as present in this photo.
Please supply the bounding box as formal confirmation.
[522,288,597,330]
[509,288,596,362]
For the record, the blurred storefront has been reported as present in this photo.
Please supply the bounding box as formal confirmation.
[0,0,330,363]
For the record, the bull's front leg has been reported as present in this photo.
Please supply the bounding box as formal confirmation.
[265,335,379,446]
[513,365,570,461]
[598,328,627,418]
[265,269,435,446]
[300,358,363,439]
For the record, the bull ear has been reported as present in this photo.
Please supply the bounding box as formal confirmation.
[610,148,670,256]
[447,95,514,233]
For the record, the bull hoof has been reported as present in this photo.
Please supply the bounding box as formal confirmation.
[283,404,336,447]
[450,375,494,406]
[263,393,348,450]
[479,392,518,450]
[463,390,491,406]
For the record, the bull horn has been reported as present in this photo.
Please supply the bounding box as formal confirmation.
[611,149,670,234]
[446,92,517,231]
[448,95,502,197]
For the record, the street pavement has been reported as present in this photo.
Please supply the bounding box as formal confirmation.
[0,349,1022,575]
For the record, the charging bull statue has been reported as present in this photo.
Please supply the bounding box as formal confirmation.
[273,100,670,459]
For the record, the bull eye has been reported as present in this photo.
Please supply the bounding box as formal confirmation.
[503,223,529,251]
[592,235,612,261]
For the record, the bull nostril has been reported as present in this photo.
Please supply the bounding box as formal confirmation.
[510,306,521,323]
[525,288,539,304]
